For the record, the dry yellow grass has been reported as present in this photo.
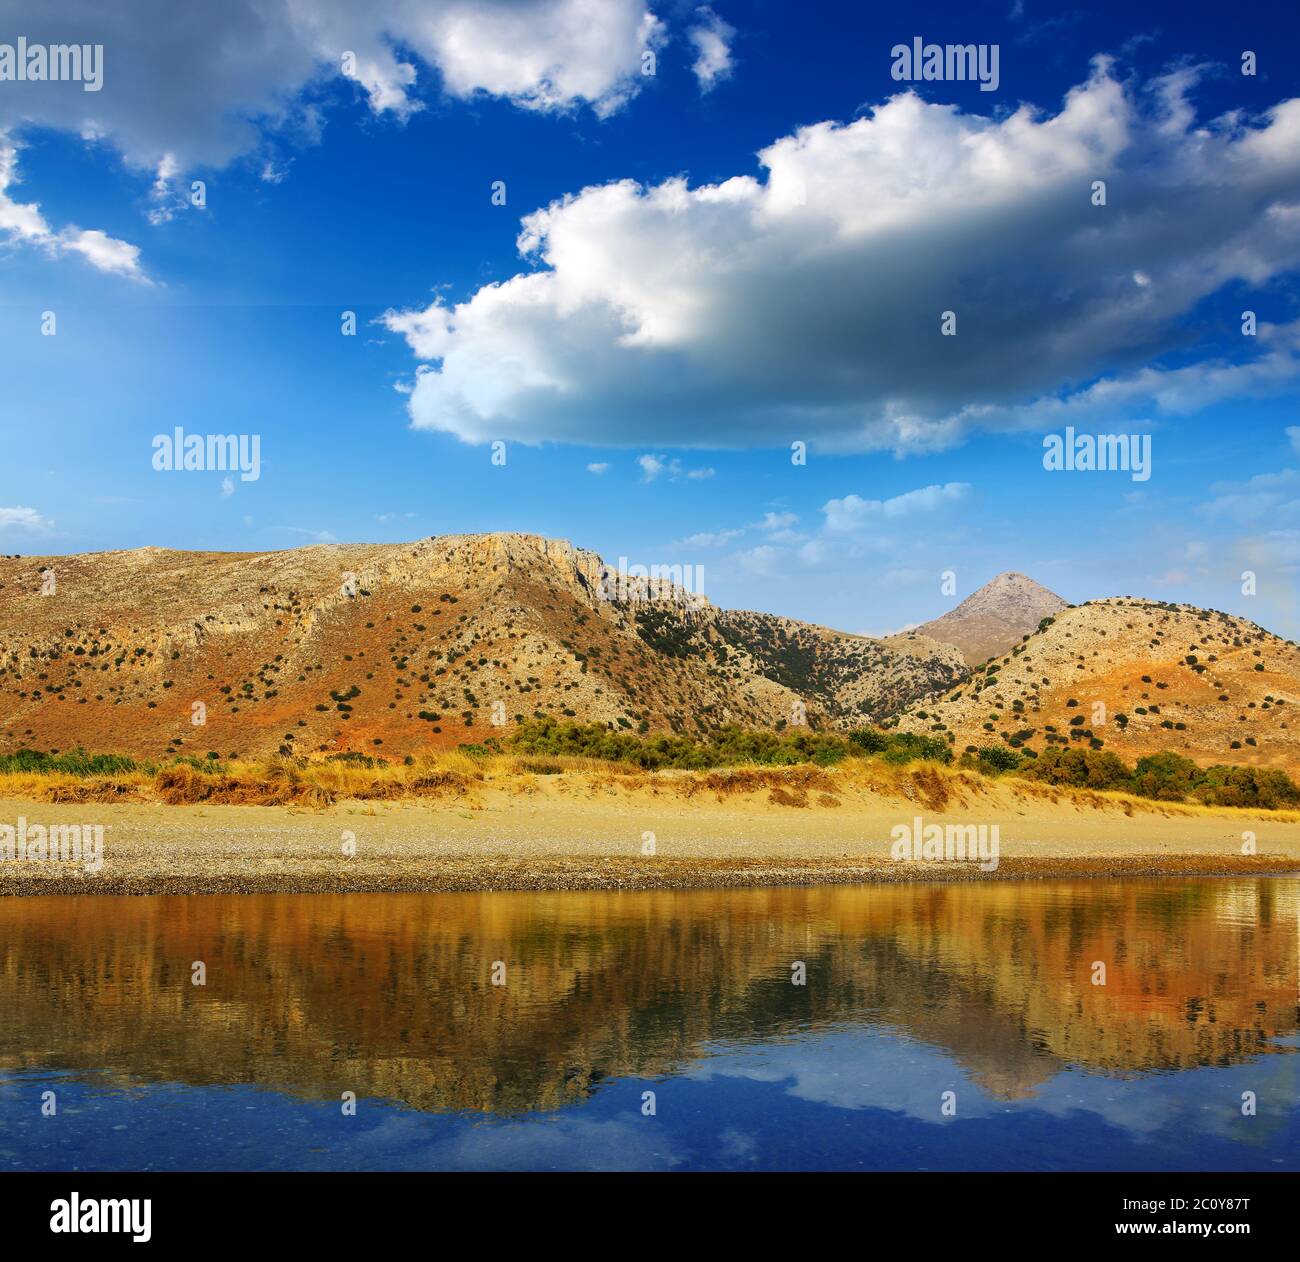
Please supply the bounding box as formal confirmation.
[4,753,1298,828]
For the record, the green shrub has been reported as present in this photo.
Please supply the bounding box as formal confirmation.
[0,748,141,776]
[966,744,1021,774]
[1130,751,1201,801]
[851,728,952,765]
[1018,746,1130,790]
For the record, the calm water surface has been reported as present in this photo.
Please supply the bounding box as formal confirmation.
[0,878,1297,1171]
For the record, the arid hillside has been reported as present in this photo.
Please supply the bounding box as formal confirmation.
[917,572,1069,665]
[0,532,962,759]
[895,598,1300,774]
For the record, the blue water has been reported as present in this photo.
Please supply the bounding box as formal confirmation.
[0,881,1296,1171]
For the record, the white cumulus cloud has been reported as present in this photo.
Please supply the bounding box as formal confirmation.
[0,1,667,175]
[1,1,672,277]
[385,62,1300,454]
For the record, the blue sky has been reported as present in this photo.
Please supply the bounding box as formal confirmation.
[2,0,1300,636]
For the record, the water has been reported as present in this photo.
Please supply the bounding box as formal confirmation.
[0,878,1296,1171]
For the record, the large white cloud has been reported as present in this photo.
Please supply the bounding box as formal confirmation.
[0,0,667,276]
[0,0,665,172]
[385,61,1300,453]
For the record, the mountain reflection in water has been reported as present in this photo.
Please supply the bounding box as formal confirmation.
[0,878,1296,1170]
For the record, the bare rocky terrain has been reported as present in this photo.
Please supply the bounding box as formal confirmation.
[0,532,963,759]
[916,571,1069,665]
[896,598,1300,774]
[3,537,1297,773]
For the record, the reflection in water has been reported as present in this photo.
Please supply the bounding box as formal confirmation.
[0,879,1296,1170]
[2,880,1297,1108]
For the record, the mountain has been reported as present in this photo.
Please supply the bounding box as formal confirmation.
[6,537,1295,771]
[0,533,963,760]
[916,572,1069,665]
[895,597,1300,774]
[709,609,964,726]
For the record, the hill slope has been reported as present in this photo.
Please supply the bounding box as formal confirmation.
[0,533,963,759]
[917,572,1069,665]
[895,598,1300,774]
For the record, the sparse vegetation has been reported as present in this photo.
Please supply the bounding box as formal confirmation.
[509,718,855,769]
[993,745,1300,809]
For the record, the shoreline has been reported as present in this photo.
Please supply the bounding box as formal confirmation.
[1,854,1297,897]
[2,765,1299,894]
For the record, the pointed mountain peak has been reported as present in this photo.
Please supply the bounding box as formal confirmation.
[918,573,1067,665]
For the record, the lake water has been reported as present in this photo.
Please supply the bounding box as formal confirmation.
[0,878,1296,1171]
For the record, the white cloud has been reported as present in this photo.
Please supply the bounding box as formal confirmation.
[687,6,735,92]
[147,153,182,224]
[59,227,147,278]
[637,453,714,481]
[0,506,53,531]
[0,1,667,174]
[1202,468,1300,525]
[0,139,148,280]
[710,481,967,581]
[681,528,743,547]
[285,527,338,543]
[943,319,1300,439]
[585,461,609,474]
[822,483,970,532]
[1287,425,1300,456]
[883,568,929,586]
[638,454,668,481]
[386,63,1300,453]
[1239,528,1300,570]
[220,477,235,497]
[735,544,783,576]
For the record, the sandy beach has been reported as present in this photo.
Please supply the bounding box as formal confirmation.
[1,765,1297,894]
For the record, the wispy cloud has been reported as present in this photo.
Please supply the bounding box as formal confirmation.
[638,454,715,482]
[822,483,971,532]
[0,505,53,532]
[687,6,736,92]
